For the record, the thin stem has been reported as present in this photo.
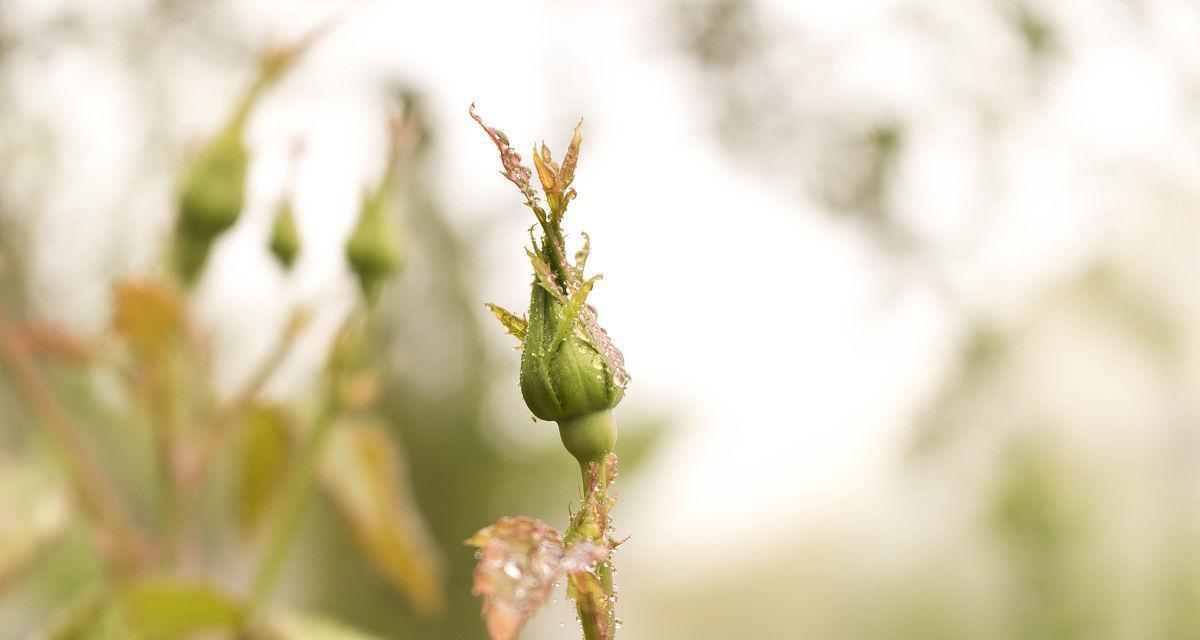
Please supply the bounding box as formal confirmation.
[245,396,336,620]
[0,307,147,571]
[189,308,308,489]
[161,309,306,569]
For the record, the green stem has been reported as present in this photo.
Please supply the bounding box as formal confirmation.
[246,399,337,619]
[559,409,618,639]
[0,308,147,572]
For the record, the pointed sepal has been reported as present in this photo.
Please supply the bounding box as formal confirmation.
[485,303,528,344]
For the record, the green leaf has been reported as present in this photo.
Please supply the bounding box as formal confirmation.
[36,587,114,640]
[484,303,527,344]
[116,578,243,640]
[237,405,293,536]
[256,610,385,640]
[319,419,445,616]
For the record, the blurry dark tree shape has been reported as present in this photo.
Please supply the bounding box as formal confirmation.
[665,0,1077,262]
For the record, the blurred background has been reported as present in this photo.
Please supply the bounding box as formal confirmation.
[2,0,1200,638]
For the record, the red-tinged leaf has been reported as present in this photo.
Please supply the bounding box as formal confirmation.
[320,420,445,616]
[465,517,566,640]
[559,120,583,192]
[470,105,546,222]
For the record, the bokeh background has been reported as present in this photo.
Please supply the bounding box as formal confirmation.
[3,0,1200,638]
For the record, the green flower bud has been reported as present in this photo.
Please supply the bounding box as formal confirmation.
[175,130,248,283]
[179,131,248,237]
[171,28,328,285]
[269,198,300,269]
[519,278,623,422]
[473,107,629,467]
[345,186,403,301]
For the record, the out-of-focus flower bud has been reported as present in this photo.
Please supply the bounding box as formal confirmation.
[269,198,300,269]
[172,28,329,285]
[175,130,248,283]
[345,184,403,302]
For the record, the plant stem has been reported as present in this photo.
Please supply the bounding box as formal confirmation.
[561,411,619,640]
[189,308,308,489]
[245,397,336,620]
[0,307,147,571]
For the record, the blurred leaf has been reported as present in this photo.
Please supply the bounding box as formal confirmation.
[115,578,243,640]
[256,610,385,640]
[465,516,565,640]
[0,457,73,595]
[14,321,93,364]
[337,370,382,412]
[319,419,445,616]
[38,588,117,640]
[237,405,293,536]
[111,279,185,359]
[58,603,137,640]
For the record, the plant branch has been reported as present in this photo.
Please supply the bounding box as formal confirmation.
[0,306,148,571]
[186,307,309,490]
[245,391,337,621]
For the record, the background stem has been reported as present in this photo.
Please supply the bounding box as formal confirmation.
[0,307,147,572]
[245,397,337,620]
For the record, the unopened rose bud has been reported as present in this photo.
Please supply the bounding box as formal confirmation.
[269,199,300,269]
[345,185,403,302]
[175,130,248,282]
[474,108,628,468]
